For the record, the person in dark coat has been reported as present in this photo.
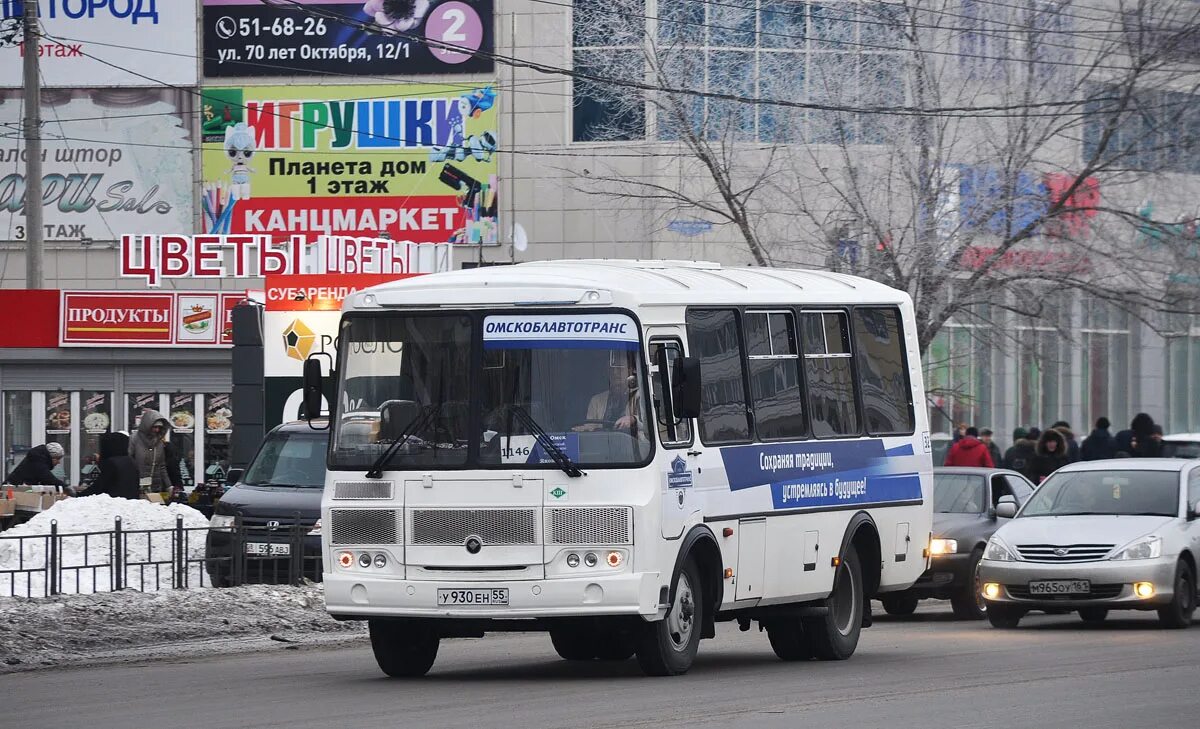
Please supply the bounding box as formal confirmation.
[1081,417,1117,461]
[130,409,172,494]
[75,432,140,500]
[980,428,1003,467]
[1050,421,1080,462]
[1130,413,1163,458]
[1032,428,1070,483]
[1003,428,1038,481]
[5,443,66,487]
[944,427,995,467]
[1114,427,1135,457]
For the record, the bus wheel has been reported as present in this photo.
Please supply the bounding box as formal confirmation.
[636,558,704,676]
[549,629,596,661]
[369,619,440,677]
[766,619,812,661]
[804,544,863,661]
[594,629,638,661]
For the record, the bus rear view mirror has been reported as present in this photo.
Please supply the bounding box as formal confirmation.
[302,358,324,421]
[673,356,702,419]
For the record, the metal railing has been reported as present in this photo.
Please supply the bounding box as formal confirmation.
[0,515,324,599]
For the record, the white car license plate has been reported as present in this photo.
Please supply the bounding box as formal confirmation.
[245,542,291,556]
[1028,579,1090,595]
[437,588,509,606]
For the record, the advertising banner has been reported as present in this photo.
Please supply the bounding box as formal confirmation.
[199,84,498,245]
[202,0,493,78]
[59,291,246,348]
[0,89,193,241]
[0,0,198,87]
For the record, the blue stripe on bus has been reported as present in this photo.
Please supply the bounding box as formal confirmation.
[483,339,639,351]
[884,444,915,456]
[770,470,923,510]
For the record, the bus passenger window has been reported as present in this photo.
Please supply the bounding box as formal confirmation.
[851,308,915,435]
[649,340,692,447]
[686,309,751,444]
[801,312,860,438]
[745,311,806,440]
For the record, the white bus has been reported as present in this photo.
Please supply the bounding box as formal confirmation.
[306,260,934,677]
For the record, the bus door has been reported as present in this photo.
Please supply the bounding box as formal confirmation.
[648,330,701,539]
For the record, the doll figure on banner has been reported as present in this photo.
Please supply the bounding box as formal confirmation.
[225,123,257,200]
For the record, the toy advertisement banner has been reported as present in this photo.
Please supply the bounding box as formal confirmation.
[0,89,193,242]
[200,84,498,245]
[201,0,494,78]
[0,0,198,87]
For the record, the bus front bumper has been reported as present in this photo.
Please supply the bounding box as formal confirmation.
[323,571,665,620]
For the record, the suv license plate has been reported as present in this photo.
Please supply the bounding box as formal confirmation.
[1028,579,1090,595]
[437,588,509,606]
[245,542,291,556]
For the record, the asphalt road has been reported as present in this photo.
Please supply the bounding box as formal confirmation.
[6,604,1197,729]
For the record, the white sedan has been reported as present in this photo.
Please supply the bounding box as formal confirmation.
[979,459,1200,629]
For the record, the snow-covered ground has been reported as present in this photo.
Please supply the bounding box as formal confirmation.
[0,495,210,597]
[0,582,365,673]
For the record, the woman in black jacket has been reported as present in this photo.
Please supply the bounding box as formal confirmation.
[75,432,140,500]
[6,443,66,487]
[1032,429,1070,484]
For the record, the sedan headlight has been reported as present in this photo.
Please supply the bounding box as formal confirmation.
[983,536,1015,562]
[929,538,959,556]
[209,514,235,531]
[1111,536,1162,561]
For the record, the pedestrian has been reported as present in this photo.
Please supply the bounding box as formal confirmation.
[1032,428,1070,483]
[73,432,140,499]
[1080,417,1117,461]
[1003,428,1038,481]
[1130,413,1163,458]
[944,426,995,467]
[952,422,968,443]
[5,442,66,488]
[979,428,1003,467]
[129,409,173,497]
[1050,421,1081,462]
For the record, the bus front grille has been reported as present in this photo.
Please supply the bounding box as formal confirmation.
[333,480,394,500]
[547,507,632,545]
[410,508,538,546]
[329,509,400,545]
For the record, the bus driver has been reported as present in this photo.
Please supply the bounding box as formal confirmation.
[575,352,640,432]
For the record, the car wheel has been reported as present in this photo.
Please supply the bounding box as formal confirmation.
[804,544,863,661]
[635,558,704,676]
[986,604,1024,628]
[1157,560,1196,629]
[1078,607,1108,623]
[879,592,919,616]
[549,629,596,661]
[206,567,230,588]
[950,550,987,620]
[368,619,440,677]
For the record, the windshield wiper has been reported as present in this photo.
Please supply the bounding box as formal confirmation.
[508,405,584,478]
[365,402,443,479]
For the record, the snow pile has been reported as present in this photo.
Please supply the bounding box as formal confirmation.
[0,582,365,672]
[0,495,210,597]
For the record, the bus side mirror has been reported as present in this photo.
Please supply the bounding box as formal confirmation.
[673,356,702,419]
[995,495,1018,519]
[302,358,324,421]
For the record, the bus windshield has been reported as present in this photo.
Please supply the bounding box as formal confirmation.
[331,312,654,471]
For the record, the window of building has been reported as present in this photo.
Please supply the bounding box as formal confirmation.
[687,309,751,444]
[1081,300,1131,430]
[801,311,860,437]
[745,311,806,440]
[1014,291,1071,428]
[1167,315,1200,434]
[1084,87,1200,174]
[959,0,1073,83]
[852,307,914,434]
[80,392,113,490]
[925,297,992,435]
[3,391,32,479]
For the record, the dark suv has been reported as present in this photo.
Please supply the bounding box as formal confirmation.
[206,421,328,586]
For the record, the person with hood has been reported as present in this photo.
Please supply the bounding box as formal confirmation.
[74,432,139,500]
[1130,413,1163,458]
[979,428,1003,467]
[1050,421,1080,462]
[1003,428,1038,481]
[1081,417,1117,461]
[1032,428,1070,483]
[130,409,173,495]
[943,426,995,467]
[5,442,66,487]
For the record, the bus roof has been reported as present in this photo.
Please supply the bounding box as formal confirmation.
[350,260,910,310]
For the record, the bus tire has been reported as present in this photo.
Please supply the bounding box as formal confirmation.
[369,619,440,677]
[804,544,863,661]
[549,629,596,661]
[636,558,703,676]
[880,592,919,616]
[766,619,812,661]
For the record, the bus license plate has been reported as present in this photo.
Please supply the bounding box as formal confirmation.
[245,542,291,556]
[437,588,509,606]
[1028,579,1090,595]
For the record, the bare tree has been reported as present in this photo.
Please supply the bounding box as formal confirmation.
[571,0,1200,355]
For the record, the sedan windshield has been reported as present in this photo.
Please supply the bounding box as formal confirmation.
[243,431,328,488]
[1020,470,1180,517]
[934,474,986,513]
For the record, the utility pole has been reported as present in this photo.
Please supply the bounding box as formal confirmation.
[23,0,43,289]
